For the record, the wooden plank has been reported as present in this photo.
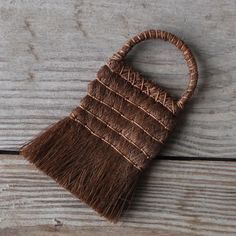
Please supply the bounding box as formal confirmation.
[0,0,235,157]
[1,226,172,236]
[1,155,236,236]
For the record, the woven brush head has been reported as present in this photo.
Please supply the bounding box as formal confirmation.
[21,30,198,222]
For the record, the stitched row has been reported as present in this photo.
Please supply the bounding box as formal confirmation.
[87,92,164,145]
[79,104,151,158]
[70,112,142,171]
[119,65,176,114]
[96,76,170,131]
[107,62,177,115]
[97,67,176,131]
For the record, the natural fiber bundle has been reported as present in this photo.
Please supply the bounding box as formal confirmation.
[21,29,198,222]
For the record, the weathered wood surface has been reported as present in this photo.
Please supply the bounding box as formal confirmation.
[0,0,235,157]
[1,226,171,236]
[1,155,236,236]
[1,1,236,235]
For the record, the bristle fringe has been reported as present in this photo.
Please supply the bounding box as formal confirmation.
[21,117,140,222]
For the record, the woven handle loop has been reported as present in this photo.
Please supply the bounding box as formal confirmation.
[109,30,198,109]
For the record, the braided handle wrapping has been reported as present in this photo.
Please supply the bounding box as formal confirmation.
[109,30,198,109]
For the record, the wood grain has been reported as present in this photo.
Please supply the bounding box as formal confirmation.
[1,154,236,236]
[0,226,174,236]
[0,0,235,157]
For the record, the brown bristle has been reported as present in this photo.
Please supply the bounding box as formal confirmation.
[21,117,141,222]
[20,56,175,222]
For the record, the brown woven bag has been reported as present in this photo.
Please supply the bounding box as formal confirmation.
[21,29,198,222]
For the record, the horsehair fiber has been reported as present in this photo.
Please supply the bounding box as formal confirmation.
[21,29,198,222]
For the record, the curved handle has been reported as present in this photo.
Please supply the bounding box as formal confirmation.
[109,30,198,109]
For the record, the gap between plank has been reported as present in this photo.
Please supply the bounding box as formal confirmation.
[0,150,235,161]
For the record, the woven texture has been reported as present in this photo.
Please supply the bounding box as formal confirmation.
[70,29,198,170]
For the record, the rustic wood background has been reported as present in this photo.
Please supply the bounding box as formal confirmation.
[0,0,235,235]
